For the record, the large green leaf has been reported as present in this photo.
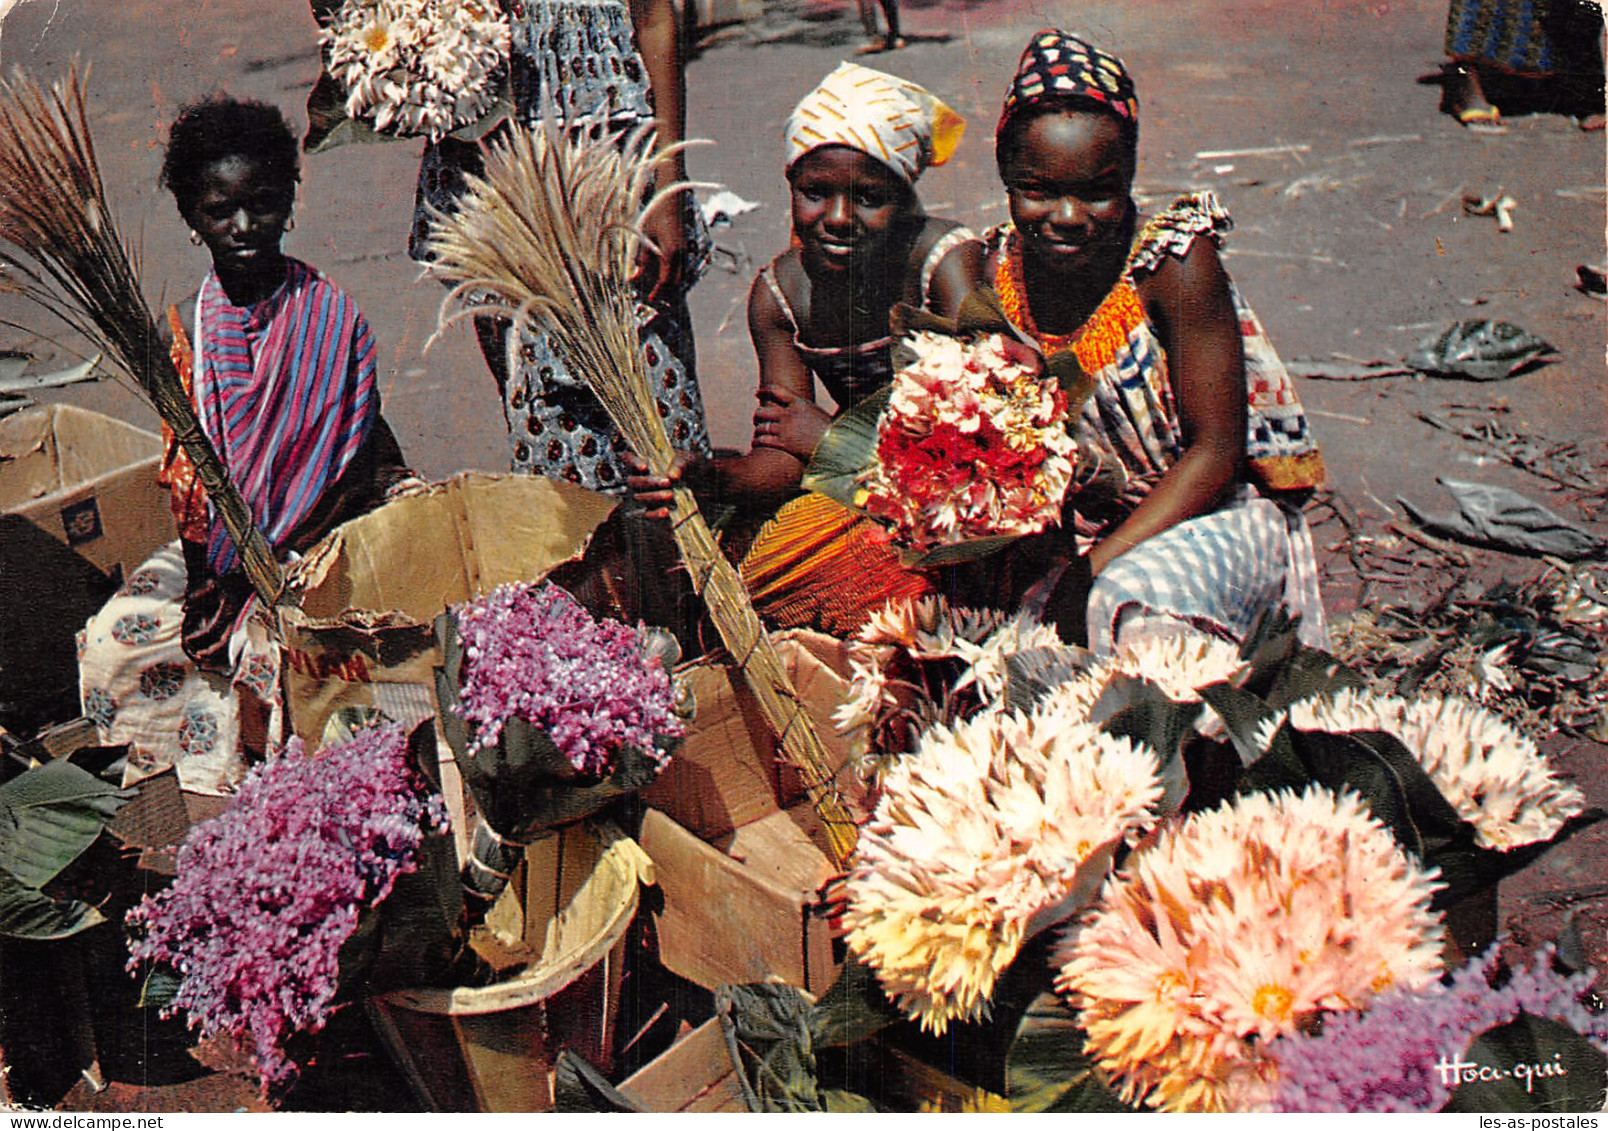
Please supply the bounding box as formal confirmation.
[1005,991,1136,1113]
[1199,682,1281,769]
[0,758,132,888]
[1285,728,1466,859]
[1001,645,1091,716]
[800,384,890,509]
[1090,674,1196,817]
[0,867,104,939]
[1442,1013,1608,1113]
[1428,809,1607,909]
[717,982,825,1112]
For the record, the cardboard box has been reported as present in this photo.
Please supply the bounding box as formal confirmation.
[277,472,618,746]
[617,1018,746,1112]
[640,803,841,995]
[0,405,174,728]
[641,629,861,841]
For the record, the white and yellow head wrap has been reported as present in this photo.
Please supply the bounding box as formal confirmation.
[783,62,966,184]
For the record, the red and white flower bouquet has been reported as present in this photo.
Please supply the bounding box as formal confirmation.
[806,328,1076,563]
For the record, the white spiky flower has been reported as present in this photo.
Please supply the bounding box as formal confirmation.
[836,596,1024,763]
[322,0,510,142]
[841,706,1162,1036]
[1106,630,1246,704]
[1264,687,1586,851]
[1056,786,1445,1113]
[953,611,1064,702]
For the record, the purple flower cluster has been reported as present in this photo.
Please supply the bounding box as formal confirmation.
[451,581,682,777]
[126,723,450,1097]
[1268,946,1608,1112]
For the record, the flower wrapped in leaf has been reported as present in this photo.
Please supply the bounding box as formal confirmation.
[435,580,685,913]
[317,0,510,143]
[804,292,1085,568]
[1267,943,1608,1112]
[833,595,1061,773]
[125,720,452,1098]
[1056,785,1445,1112]
[841,701,1162,1035]
[1254,687,1587,851]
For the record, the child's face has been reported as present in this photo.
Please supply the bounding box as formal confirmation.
[1002,109,1134,276]
[183,154,293,274]
[788,146,910,278]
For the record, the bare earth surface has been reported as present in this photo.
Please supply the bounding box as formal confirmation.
[1,0,1605,1109]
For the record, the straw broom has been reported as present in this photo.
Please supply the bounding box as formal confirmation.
[0,64,284,606]
[425,120,858,867]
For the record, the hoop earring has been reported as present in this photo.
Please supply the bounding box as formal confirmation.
[189,230,203,246]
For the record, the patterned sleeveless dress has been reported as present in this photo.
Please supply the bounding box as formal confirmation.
[411,0,712,492]
[989,192,1330,654]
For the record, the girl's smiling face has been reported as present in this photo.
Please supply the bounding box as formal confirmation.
[1001,109,1135,277]
[788,145,912,277]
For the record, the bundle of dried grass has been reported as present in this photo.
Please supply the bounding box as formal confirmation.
[426,119,857,865]
[0,64,284,604]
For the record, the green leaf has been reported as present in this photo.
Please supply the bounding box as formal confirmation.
[1234,719,1311,795]
[905,534,1021,569]
[1199,682,1280,769]
[0,758,132,888]
[1091,674,1197,817]
[553,1050,646,1112]
[820,1089,880,1113]
[1004,991,1136,1113]
[1429,809,1607,909]
[138,965,182,1011]
[1001,646,1090,715]
[801,384,890,509]
[0,867,104,939]
[717,983,824,1112]
[812,955,905,1049]
[1043,349,1096,414]
[1290,728,1467,860]
[1442,1013,1608,1113]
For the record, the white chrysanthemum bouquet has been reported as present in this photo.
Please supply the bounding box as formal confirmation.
[841,701,1163,1035]
[320,0,510,141]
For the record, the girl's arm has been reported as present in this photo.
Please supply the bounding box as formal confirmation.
[918,224,986,319]
[629,0,690,301]
[627,270,822,517]
[1086,238,1246,576]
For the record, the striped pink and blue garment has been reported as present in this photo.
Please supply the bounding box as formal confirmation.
[192,257,378,575]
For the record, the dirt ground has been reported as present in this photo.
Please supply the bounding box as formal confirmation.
[1,0,1606,1109]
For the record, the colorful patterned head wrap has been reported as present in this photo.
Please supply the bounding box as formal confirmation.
[998,29,1139,141]
[784,62,966,185]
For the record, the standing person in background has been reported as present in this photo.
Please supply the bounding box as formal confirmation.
[1439,0,1605,131]
[412,0,711,493]
[856,0,904,54]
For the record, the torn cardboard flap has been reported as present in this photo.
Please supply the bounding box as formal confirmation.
[277,472,617,745]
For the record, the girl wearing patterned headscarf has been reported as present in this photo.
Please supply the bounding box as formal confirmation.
[987,30,1330,655]
[630,63,985,636]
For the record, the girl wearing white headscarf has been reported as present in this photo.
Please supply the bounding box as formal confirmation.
[630,63,985,636]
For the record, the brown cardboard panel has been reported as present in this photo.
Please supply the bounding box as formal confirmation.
[616,1018,746,1113]
[641,807,839,994]
[642,629,861,841]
